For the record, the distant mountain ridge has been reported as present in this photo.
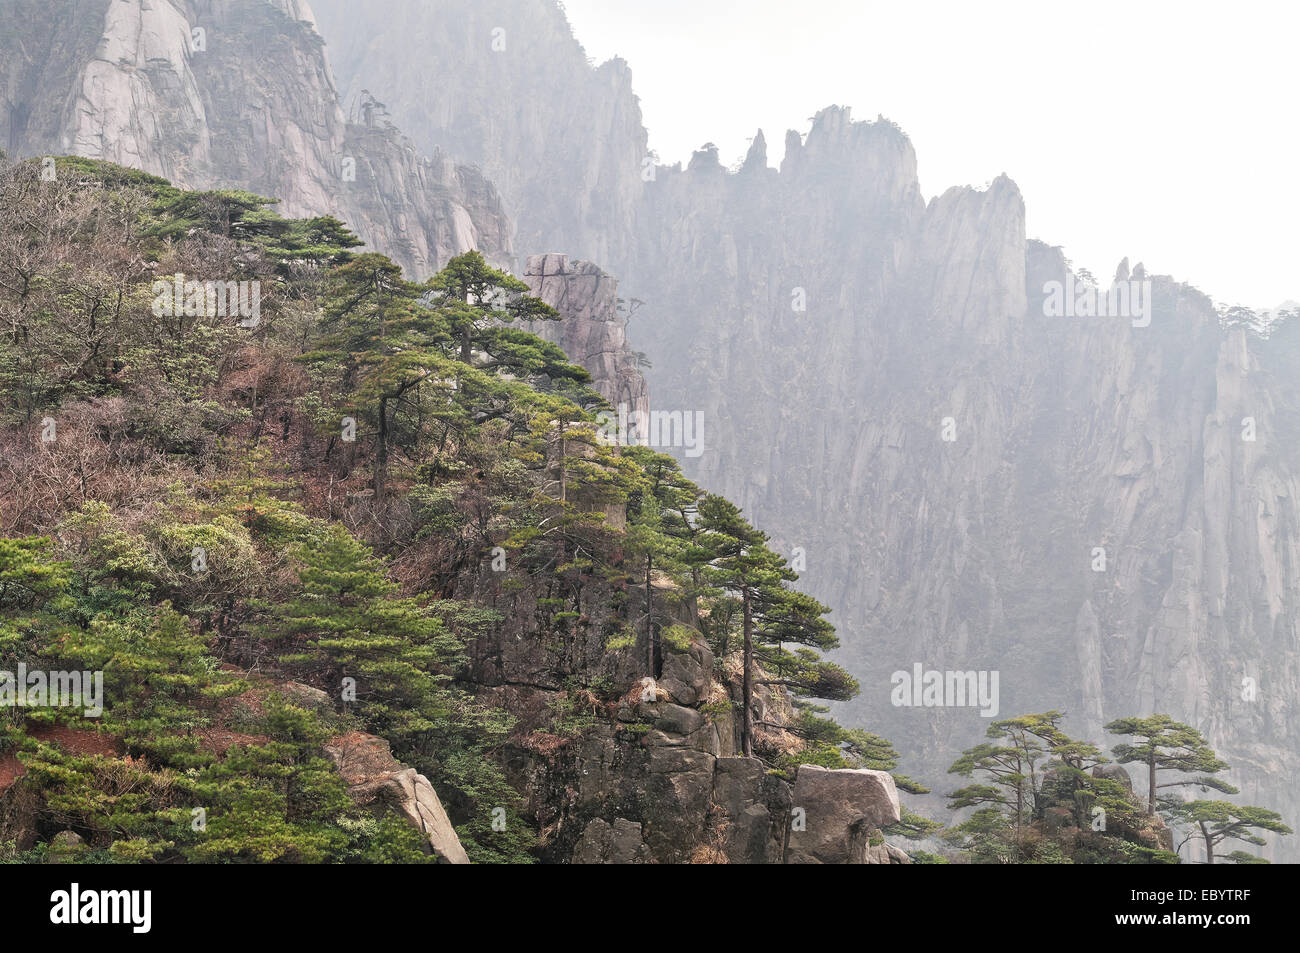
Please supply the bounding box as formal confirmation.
[3,0,1297,860]
[309,0,1300,860]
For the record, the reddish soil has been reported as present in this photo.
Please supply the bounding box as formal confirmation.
[0,724,121,793]
[195,726,269,755]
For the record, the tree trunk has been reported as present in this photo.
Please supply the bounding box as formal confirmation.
[1148,750,1157,815]
[645,553,655,676]
[1201,821,1215,864]
[375,397,388,504]
[1014,780,1024,859]
[460,324,472,364]
[741,588,754,757]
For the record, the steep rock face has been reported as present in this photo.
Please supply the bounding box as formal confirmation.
[303,2,1300,859]
[0,0,512,277]
[456,561,904,863]
[7,0,1296,862]
[311,0,647,271]
[522,254,649,421]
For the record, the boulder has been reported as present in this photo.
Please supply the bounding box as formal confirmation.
[325,732,470,864]
[1091,763,1135,795]
[659,639,713,705]
[572,817,649,864]
[654,703,705,736]
[865,841,912,864]
[46,830,86,864]
[280,681,333,711]
[786,765,901,864]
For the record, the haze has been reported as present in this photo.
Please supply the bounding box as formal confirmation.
[562,0,1299,309]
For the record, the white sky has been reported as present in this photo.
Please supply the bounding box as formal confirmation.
[561,0,1298,309]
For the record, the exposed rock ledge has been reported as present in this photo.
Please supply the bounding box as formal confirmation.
[324,731,470,864]
[787,764,903,864]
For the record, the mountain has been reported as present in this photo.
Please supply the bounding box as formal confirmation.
[0,155,909,863]
[311,0,647,272]
[1,0,1294,862]
[304,0,1300,858]
[0,0,512,277]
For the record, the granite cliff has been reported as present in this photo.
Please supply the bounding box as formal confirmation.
[311,0,646,272]
[521,253,649,424]
[0,0,512,277]
[306,1,1300,858]
[2,0,1295,861]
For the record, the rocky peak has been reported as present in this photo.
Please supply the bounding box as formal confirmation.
[0,0,513,278]
[310,0,649,271]
[741,129,768,173]
[324,732,471,864]
[522,254,649,422]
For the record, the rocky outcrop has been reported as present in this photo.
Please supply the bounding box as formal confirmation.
[324,731,470,864]
[507,694,909,864]
[460,550,909,863]
[572,816,649,864]
[522,254,649,422]
[1035,763,1174,856]
[787,765,902,864]
[311,0,648,271]
[1089,764,1175,853]
[45,830,87,864]
[308,3,1300,860]
[0,0,512,278]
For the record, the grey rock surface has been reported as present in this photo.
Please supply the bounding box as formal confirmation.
[786,765,902,864]
[0,0,513,279]
[324,731,471,864]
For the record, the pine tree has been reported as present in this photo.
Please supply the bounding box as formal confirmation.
[304,251,584,503]
[0,535,73,703]
[421,250,560,366]
[623,447,700,675]
[58,603,246,768]
[271,523,533,862]
[1170,800,1292,863]
[187,695,354,863]
[693,494,855,756]
[272,524,459,731]
[1105,715,1236,815]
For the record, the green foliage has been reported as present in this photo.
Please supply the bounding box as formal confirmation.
[270,523,532,862]
[686,493,857,756]
[0,159,918,866]
[272,524,460,732]
[1105,714,1236,815]
[1169,800,1291,864]
[21,744,186,859]
[186,696,353,863]
[941,711,1290,864]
